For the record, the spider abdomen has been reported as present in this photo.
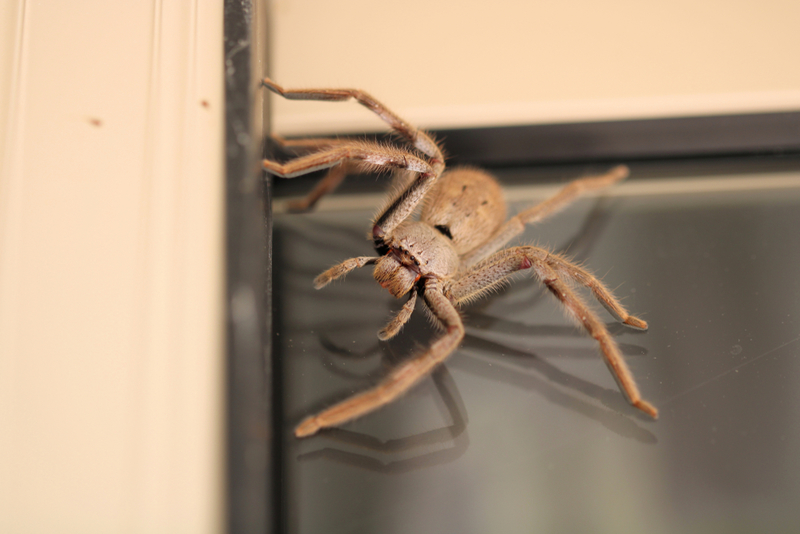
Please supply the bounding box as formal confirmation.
[421,168,507,255]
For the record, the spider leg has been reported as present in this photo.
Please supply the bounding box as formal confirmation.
[378,290,417,341]
[263,140,433,179]
[295,279,464,437]
[270,137,414,212]
[264,78,446,228]
[265,139,442,238]
[544,252,648,330]
[372,168,440,240]
[268,135,359,211]
[285,162,355,212]
[461,166,629,269]
[263,78,444,161]
[459,247,647,330]
[446,246,657,418]
[314,256,380,289]
[281,165,423,215]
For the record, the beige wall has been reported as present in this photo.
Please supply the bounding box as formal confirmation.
[271,0,800,134]
[0,1,225,532]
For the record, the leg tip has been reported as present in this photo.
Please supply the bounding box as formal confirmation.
[635,400,658,419]
[295,417,320,438]
[610,164,630,180]
[377,328,393,341]
[624,316,648,331]
[286,198,313,213]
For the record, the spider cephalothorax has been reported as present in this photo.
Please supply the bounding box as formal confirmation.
[263,78,657,438]
[373,221,460,298]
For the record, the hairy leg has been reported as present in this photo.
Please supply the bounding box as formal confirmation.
[545,252,647,330]
[264,78,447,238]
[263,140,433,179]
[296,279,464,437]
[378,290,418,341]
[461,166,629,269]
[264,138,443,237]
[284,162,354,212]
[446,245,656,418]
[313,256,380,289]
[263,78,443,162]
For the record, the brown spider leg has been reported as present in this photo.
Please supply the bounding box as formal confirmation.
[285,162,355,212]
[460,247,647,330]
[263,140,434,179]
[264,78,446,228]
[268,135,351,211]
[461,165,629,270]
[372,168,440,239]
[264,140,442,236]
[263,78,444,162]
[378,290,418,341]
[295,278,464,438]
[270,135,401,212]
[313,256,380,289]
[544,252,648,330]
[446,246,657,419]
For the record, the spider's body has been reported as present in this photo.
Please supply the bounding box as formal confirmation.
[418,168,507,255]
[373,220,458,298]
[371,168,503,298]
[263,78,657,438]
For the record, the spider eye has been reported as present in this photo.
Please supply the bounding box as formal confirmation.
[434,225,453,239]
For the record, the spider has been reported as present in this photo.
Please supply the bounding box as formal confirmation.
[262,78,657,438]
